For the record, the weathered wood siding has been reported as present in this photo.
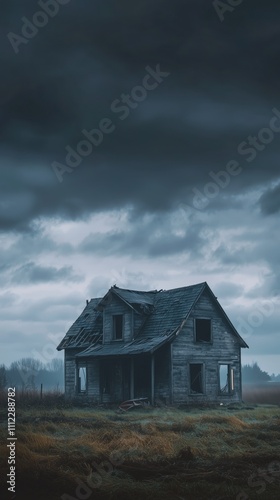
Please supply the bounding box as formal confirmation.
[134,313,146,338]
[65,349,100,402]
[87,360,100,402]
[64,349,78,399]
[172,288,242,404]
[103,295,132,344]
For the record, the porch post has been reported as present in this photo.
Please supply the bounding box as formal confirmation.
[130,357,134,399]
[151,354,155,405]
[75,363,79,394]
[170,343,174,404]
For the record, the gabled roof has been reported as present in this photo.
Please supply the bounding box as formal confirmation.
[137,282,206,339]
[97,285,157,314]
[57,281,248,355]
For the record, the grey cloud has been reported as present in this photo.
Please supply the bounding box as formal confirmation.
[213,282,244,301]
[79,211,205,259]
[87,271,154,298]
[259,183,280,215]
[0,291,19,307]
[1,293,86,322]
[11,262,82,284]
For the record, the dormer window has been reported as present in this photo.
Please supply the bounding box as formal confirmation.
[113,315,123,340]
[195,318,212,343]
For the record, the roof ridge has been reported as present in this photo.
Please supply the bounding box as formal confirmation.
[112,282,206,295]
[113,286,158,294]
[160,282,206,293]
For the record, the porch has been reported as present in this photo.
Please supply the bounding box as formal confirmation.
[76,343,171,404]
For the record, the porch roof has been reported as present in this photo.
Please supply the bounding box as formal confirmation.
[76,331,175,358]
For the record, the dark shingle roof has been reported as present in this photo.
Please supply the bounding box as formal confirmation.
[76,333,172,358]
[57,298,102,350]
[138,283,205,339]
[97,286,157,314]
[57,281,248,355]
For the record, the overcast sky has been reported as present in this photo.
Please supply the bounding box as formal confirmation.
[1,0,279,374]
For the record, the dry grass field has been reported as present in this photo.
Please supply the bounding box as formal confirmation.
[243,383,280,405]
[0,391,279,499]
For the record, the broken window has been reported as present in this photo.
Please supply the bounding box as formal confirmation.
[219,364,234,394]
[190,363,204,394]
[113,315,123,340]
[195,318,211,343]
[77,366,87,393]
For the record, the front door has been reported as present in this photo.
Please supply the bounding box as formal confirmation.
[134,356,151,399]
[122,359,130,401]
[100,358,131,402]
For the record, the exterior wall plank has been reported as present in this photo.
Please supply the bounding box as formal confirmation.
[172,289,242,404]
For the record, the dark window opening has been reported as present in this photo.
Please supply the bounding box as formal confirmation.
[102,371,111,394]
[219,364,234,394]
[195,318,211,343]
[100,361,112,396]
[78,366,87,393]
[134,357,151,398]
[190,363,204,394]
[113,315,123,340]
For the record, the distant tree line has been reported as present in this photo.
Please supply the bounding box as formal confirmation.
[0,358,63,391]
[242,362,276,383]
[0,359,278,391]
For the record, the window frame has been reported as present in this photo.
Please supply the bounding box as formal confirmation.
[218,363,235,395]
[112,314,124,341]
[194,318,212,344]
[77,365,87,394]
[189,362,205,395]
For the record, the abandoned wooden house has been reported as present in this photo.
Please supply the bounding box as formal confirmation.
[57,282,248,405]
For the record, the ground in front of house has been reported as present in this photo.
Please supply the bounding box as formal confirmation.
[0,397,279,500]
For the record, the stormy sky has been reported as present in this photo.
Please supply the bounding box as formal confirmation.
[1,0,280,373]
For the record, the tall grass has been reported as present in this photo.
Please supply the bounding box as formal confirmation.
[243,382,280,404]
[0,388,65,409]
[0,404,280,499]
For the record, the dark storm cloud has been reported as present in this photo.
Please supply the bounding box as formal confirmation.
[213,243,251,266]
[11,262,82,284]
[1,0,280,232]
[259,183,280,215]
